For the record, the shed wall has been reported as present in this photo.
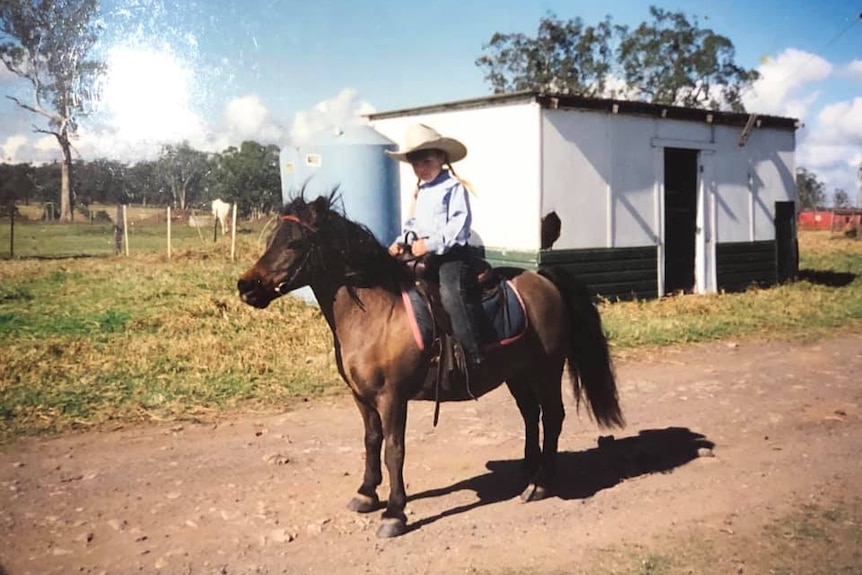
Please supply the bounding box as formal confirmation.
[540,110,796,250]
[370,103,542,251]
[370,98,796,297]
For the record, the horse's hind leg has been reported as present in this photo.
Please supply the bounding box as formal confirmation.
[534,374,565,501]
[347,394,384,513]
[508,369,565,503]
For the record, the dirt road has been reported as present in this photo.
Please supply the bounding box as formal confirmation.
[2,334,860,575]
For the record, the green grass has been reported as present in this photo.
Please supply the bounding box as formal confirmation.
[0,223,860,442]
[0,219,223,257]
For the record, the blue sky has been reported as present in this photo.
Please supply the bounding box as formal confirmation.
[1,0,861,198]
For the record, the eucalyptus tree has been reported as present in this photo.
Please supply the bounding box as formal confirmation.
[0,0,105,221]
[796,168,826,210]
[206,141,281,219]
[616,6,758,111]
[476,6,759,111]
[156,142,210,211]
[0,161,35,209]
[476,12,614,95]
[832,188,849,209]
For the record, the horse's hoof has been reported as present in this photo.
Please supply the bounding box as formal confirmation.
[376,517,408,538]
[347,493,380,513]
[520,482,549,503]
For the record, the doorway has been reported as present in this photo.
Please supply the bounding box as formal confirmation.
[664,148,699,294]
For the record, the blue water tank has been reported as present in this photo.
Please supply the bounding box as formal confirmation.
[278,125,402,305]
[280,124,401,245]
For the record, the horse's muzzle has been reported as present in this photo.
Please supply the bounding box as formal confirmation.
[237,276,275,309]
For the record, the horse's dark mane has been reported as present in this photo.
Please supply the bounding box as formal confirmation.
[281,189,411,292]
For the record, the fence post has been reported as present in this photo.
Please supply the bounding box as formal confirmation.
[230,203,238,261]
[8,206,14,258]
[167,206,172,260]
[123,205,129,257]
[114,203,123,255]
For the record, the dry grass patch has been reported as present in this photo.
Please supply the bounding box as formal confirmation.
[1,229,860,441]
[601,232,862,353]
[0,245,338,441]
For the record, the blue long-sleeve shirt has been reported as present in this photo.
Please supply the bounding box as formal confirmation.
[400,170,472,255]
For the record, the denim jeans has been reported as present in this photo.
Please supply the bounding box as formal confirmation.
[433,245,486,365]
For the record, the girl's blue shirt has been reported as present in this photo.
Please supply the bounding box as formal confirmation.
[401,170,471,255]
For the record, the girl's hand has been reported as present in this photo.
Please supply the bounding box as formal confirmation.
[388,242,404,256]
[411,239,429,257]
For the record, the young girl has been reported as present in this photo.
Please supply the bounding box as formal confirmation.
[386,123,486,370]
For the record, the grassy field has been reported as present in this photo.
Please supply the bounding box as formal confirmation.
[1,217,860,442]
[602,231,862,354]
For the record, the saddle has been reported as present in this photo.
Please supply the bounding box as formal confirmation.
[397,250,521,421]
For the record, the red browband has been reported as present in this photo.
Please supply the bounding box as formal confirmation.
[281,214,316,233]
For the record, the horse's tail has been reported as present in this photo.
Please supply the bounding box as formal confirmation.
[539,267,625,429]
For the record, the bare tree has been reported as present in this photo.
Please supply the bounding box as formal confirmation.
[0,0,104,221]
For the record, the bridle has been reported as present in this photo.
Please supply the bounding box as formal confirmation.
[274,214,315,294]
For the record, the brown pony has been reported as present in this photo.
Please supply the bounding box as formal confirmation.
[237,192,624,538]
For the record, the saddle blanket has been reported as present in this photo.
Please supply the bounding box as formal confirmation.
[402,279,528,352]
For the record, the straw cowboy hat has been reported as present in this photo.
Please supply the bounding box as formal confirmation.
[385,123,467,163]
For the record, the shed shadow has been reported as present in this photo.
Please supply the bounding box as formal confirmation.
[796,269,857,288]
[407,427,713,531]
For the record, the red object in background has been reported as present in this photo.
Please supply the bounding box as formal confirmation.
[798,209,862,231]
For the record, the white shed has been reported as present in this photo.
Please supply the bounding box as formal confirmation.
[369,92,799,299]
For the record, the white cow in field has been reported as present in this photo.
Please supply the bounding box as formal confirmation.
[212,199,231,235]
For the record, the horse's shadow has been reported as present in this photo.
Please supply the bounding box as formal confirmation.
[407,427,713,530]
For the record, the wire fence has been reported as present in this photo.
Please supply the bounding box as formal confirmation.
[0,203,265,260]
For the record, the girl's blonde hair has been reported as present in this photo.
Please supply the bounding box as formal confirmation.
[410,149,475,197]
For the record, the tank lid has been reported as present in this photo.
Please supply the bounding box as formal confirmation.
[306,124,395,147]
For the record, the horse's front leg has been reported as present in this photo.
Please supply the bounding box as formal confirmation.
[347,394,384,514]
[377,395,409,538]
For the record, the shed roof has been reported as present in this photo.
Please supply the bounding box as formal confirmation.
[367,91,799,131]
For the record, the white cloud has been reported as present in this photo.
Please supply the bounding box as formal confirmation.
[1,135,28,162]
[1,133,60,164]
[842,60,862,79]
[223,94,283,144]
[289,88,375,146]
[739,48,860,202]
[815,98,862,146]
[225,95,268,137]
[2,87,380,165]
[796,97,862,204]
[743,48,832,118]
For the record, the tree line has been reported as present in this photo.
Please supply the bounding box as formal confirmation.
[2,142,850,222]
[476,7,759,112]
[2,0,858,221]
[0,140,282,219]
